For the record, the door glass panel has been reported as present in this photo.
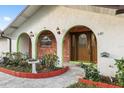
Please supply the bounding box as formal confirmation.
[79,34,87,47]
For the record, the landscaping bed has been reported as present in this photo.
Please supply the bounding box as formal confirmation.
[0,52,69,78]
[67,82,98,88]
[67,78,121,88]
[78,61,124,88]
[0,66,69,78]
[79,78,121,88]
[0,63,63,73]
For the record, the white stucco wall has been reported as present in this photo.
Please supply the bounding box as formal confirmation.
[18,34,30,56]
[9,6,124,77]
[0,39,9,57]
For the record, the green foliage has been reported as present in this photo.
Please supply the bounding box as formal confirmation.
[41,53,59,70]
[18,60,28,67]
[1,52,31,72]
[115,58,124,86]
[67,82,97,88]
[3,52,28,60]
[1,52,61,73]
[81,63,100,82]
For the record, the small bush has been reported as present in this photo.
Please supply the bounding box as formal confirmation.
[81,63,100,82]
[115,58,124,86]
[40,53,59,70]
[67,82,97,88]
[0,52,31,72]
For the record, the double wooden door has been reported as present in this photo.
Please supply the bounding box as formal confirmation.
[70,32,97,63]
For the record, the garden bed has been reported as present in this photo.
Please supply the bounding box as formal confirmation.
[0,66,69,79]
[79,78,122,88]
[67,82,98,88]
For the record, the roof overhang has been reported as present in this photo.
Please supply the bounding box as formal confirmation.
[94,5,124,15]
[3,5,42,35]
[3,5,124,35]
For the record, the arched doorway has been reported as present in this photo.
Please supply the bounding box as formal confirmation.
[63,25,97,63]
[17,33,32,58]
[36,30,57,59]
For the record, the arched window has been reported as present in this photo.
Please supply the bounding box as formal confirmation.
[78,34,87,47]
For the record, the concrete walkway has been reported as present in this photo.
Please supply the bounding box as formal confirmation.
[0,64,84,88]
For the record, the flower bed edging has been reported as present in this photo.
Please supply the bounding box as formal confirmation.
[0,66,69,79]
[79,78,122,88]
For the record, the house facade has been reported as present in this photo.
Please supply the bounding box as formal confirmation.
[1,5,124,77]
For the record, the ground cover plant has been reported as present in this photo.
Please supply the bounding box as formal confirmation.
[67,82,98,88]
[81,63,100,82]
[80,60,124,87]
[0,52,62,73]
[115,58,124,87]
[0,52,32,72]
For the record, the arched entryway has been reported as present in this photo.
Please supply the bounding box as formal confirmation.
[36,30,57,59]
[63,25,97,63]
[17,33,32,58]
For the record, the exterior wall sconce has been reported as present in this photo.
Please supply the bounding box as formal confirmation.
[44,27,46,30]
[29,31,34,37]
[98,32,104,36]
[101,52,110,58]
[56,27,61,34]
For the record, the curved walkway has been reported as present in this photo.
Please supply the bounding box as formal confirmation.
[0,64,84,88]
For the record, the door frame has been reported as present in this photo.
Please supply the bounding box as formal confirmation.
[62,25,97,64]
[70,31,96,62]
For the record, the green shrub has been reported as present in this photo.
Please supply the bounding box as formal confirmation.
[115,58,124,86]
[1,52,31,72]
[81,63,100,82]
[2,52,29,66]
[41,53,59,70]
[67,82,97,88]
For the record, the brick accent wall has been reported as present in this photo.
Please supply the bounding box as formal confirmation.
[37,32,56,59]
[63,34,70,62]
[37,32,71,62]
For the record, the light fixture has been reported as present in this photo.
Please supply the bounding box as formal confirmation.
[44,27,46,30]
[98,32,104,36]
[56,27,61,34]
[29,31,34,37]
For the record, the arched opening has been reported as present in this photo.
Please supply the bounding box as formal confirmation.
[36,30,57,59]
[17,33,32,58]
[63,25,97,63]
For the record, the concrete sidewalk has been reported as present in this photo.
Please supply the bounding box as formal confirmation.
[0,64,84,88]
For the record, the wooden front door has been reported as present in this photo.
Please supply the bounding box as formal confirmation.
[78,33,91,61]
[70,32,96,62]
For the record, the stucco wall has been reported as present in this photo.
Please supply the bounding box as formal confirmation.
[0,39,9,56]
[18,34,30,56]
[9,5,124,77]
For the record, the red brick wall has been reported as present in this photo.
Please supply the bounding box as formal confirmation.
[37,31,71,62]
[63,34,70,62]
[37,32,56,59]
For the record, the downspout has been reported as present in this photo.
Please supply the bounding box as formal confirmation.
[0,32,12,53]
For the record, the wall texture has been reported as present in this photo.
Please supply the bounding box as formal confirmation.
[0,39,9,56]
[6,5,124,76]
[18,34,30,56]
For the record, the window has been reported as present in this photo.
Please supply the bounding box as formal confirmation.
[78,34,87,47]
[41,36,52,47]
